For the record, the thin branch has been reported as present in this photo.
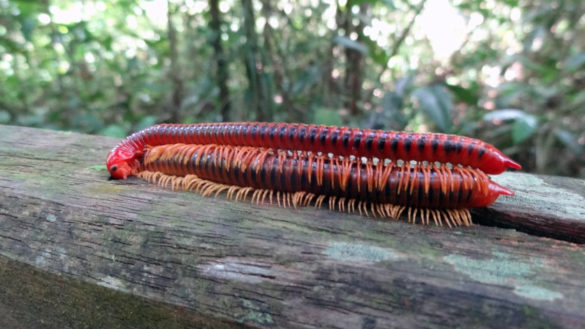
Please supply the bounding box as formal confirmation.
[366,0,427,104]
[209,0,231,121]
[167,0,183,122]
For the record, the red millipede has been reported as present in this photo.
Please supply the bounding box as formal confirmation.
[106,122,521,179]
[135,143,513,226]
[106,122,519,226]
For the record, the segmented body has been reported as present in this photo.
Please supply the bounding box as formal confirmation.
[141,143,510,209]
[107,122,521,179]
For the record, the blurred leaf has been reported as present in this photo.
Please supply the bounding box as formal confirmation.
[554,129,583,155]
[497,82,530,106]
[100,125,128,138]
[353,0,395,8]
[181,94,201,112]
[17,113,45,126]
[136,115,158,130]
[517,56,559,82]
[413,85,453,132]
[0,110,11,123]
[0,37,20,53]
[20,17,36,42]
[72,113,104,132]
[292,65,321,94]
[395,75,414,96]
[569,91,585,109]
[333,36,368,54]
[565,53,585,70]
[362,35,389,68]
[380,91,407,129]
[446,83,479,105]
[483,109,526,121]
[483,109,538,143]
[512,115,538,144]
[314,107,343,126]
[366,76,413,130]
[13,0,44,16]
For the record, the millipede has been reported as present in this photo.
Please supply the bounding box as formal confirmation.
[106,122,520,226]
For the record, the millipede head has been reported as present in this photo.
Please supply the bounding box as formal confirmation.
[107,147,139,179]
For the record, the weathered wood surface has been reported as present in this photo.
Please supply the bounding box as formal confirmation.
[1,124,585,329]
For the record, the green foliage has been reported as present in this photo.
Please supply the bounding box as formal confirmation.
[0,0,583,177]
[446,83,479,106]
[511,115,538,144]
[565,52,585,70]
[413,85,453,133]
[333,36,369,55]
[314,107,343,126]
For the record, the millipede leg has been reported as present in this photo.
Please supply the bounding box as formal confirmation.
[137,171,476,227]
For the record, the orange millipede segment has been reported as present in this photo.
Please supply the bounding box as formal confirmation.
[106,122,521,179]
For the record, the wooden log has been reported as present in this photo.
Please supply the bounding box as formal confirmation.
[473,172,585,243]
[0,255,246,329]
[1,124,585,329]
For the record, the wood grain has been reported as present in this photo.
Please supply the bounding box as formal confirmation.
[1,125,584,329]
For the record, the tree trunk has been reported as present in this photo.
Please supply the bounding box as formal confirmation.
[343,2,368,117]
[365,0,427,106]
[167,0,183,122]
[42,0,71,127]
[209,0,231,121]
[260,0,300,122]
[241,0,271,121]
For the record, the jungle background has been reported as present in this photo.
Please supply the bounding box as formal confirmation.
[1,0,584,177]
